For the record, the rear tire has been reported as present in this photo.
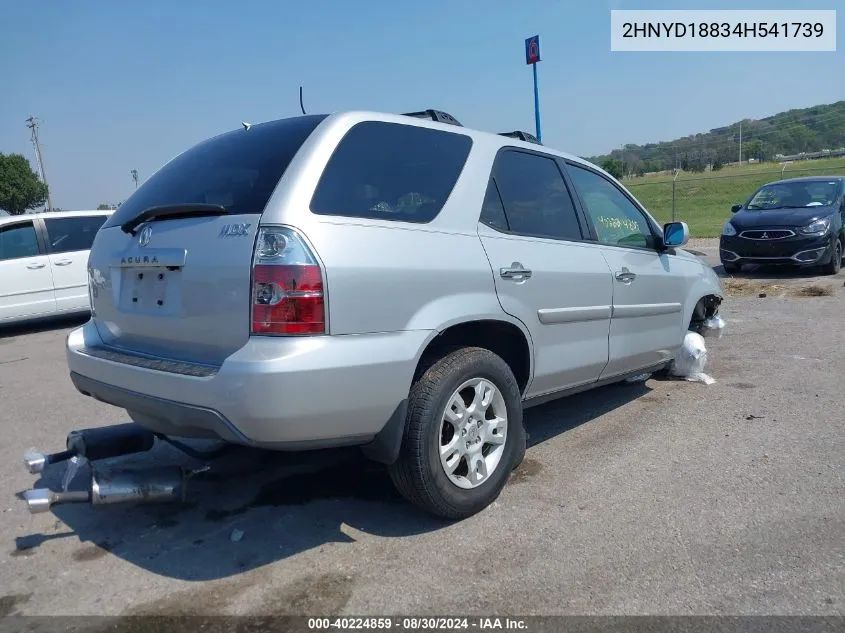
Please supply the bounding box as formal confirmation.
[824,240,842,275]
[388,347,526,520]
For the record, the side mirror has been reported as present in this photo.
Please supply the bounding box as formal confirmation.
[731,204,742,213]
[663,221,689,248]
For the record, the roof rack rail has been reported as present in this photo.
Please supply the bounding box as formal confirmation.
[401,110,463,126]
[499,130,542,145]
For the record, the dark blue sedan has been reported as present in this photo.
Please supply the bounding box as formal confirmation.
[719,176,845,275]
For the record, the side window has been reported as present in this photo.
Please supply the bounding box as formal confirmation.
[44,215,108,254]
[567,163,655,249]
[0,222,40,261]
[310,121,473,223]
[491,150,584,241]
[479,179,509,232]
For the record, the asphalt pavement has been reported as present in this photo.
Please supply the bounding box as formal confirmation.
[0,246,842,617]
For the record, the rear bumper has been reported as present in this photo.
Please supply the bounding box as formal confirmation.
[719,234,834,266]
[66,320,430,449]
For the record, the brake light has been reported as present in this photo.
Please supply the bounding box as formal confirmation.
[250,227,325,335]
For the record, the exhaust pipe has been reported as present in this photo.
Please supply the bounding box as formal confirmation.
[23,466,186,514]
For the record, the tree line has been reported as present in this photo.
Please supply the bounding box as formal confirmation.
[590,100,845,179]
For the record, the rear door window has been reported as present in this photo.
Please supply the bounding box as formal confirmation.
[102,115,328,229]
[0,221,40,260]
[487,150,585,241]
[310,121,473,223]
[44,215,108,253]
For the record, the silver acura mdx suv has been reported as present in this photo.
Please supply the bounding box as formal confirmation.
[67,109,723,519]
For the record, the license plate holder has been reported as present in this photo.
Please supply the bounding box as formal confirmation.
[121,267,179,312]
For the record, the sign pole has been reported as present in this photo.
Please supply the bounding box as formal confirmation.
[525,35,542,142]
[532,62,541,142]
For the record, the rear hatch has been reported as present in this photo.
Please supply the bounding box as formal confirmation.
[87,115,327,366]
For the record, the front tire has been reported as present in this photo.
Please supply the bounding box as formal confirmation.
[722,261,741,274]
[388,347,526,520]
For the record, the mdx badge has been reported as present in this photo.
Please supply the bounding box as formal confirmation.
[138,225,153,247]
[219,223,252,237]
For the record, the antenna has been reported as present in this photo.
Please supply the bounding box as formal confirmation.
[241,121,252,131]
[299,86,307,115]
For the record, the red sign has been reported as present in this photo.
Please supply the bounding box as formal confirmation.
[525,35,540,65]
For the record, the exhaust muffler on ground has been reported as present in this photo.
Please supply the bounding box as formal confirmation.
[20,423,191,515]
[23,423,156,474]
[23,465,186,514]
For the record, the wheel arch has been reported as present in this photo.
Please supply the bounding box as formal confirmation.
[412,317,534,395]
[360,316,534,466]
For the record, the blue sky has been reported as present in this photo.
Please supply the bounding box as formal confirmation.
[1,0,842,210]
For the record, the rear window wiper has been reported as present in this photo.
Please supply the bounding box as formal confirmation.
[120,203,230,235]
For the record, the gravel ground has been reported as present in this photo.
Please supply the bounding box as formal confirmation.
[0,251,843,618]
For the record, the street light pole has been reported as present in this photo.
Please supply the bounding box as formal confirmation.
[672,167,681,223]
[25,116,53,212]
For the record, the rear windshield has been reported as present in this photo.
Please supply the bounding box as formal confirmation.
[310,121,473,223]
[103,115,328,229]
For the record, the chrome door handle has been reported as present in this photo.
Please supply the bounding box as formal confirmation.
[54,260,72,266]
[500,263,532,280]
[615,267,636,283]
[26,263,46,270]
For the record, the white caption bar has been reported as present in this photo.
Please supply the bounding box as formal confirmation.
[611,10,836,52]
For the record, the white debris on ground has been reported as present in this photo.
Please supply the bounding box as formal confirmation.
[626,316,724,385]
[701,315,726,339]
[670,331,715,385]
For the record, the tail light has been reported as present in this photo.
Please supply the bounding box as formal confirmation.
[250,227,325,335]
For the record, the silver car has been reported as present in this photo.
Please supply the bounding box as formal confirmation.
[67,109,723,518]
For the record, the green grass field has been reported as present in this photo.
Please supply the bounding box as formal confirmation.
[624,156,845,238]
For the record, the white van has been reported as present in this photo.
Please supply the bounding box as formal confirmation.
[0,210,113,325]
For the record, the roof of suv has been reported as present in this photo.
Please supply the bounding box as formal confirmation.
[319,109,605,175]
[0,209,113,226]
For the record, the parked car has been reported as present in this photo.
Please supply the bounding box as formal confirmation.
[0,210,113,325]
[65,110,723,519]
[720,176,845,274]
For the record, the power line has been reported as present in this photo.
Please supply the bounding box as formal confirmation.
[24,116,53,212]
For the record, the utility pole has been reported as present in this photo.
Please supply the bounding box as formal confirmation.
[738,121,742,165]
[25,116,53,212]
[130,169,139,189]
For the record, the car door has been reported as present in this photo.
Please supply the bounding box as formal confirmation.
[477,148,614,399]
[564,161,687,378]
[0,219,56,322]
[41,214,109,313]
